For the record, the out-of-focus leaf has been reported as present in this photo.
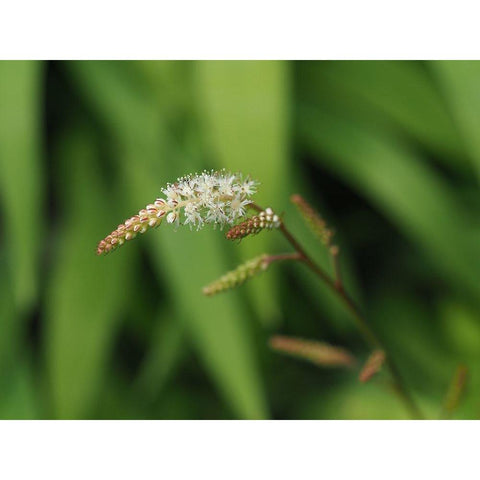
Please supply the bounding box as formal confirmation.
[65,61,269,419]
[134,311,186,403]
[0,260,39,419]
[0,259,20,375]
[441,302,480,357]
[134,61,194,121]
[298,106,480,300]
[439,302,480,419]
[298,383,414,420]
[370,290,455,392]
[0,61,44,311]
[45,128,132,419]
[299,61,464,161]
[194,61,289,209]
[194,61,290,324]
[433,61,480,180]
[149,227,268,418]
[0,360,39,419]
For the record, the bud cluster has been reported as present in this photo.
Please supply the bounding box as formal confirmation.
[226,208,281,240]
[269,335,356,368]
[202,254,270,296]
[290,194,333,246]
[96,170,258,255]
[96,199,167,255]
[359,350,386,383]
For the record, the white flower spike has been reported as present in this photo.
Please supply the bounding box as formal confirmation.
[96,170,258,255]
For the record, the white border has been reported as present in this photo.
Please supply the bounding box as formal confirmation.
[0,421,476,479]
[1,1,479,59]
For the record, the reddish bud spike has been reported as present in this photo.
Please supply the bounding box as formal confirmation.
[359,350,386,383]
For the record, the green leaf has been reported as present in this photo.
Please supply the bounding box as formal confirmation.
[45,127,132,419]
[433,61,480,180]
[0,61,44,311]
[0,360,39,419]
[298,382,439,420]
[298,61,464,161]
[440,301,480,358]
[0,258,21,375]
[194,61,290,324]
[65,61,269,419]
[0,259,39,419]
[298,106,480,300]
[369,291,455,390]
[134,310,186,404]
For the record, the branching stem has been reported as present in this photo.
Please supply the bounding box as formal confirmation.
[264,252,303,266]
[249,202,424,419]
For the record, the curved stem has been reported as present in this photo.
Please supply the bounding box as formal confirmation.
[283,223,423,419]
[249,202,423,419]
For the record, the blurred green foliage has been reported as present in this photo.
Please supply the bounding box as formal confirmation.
[0,60,478,419]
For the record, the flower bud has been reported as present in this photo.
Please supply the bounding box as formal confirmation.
[226,208,281,241]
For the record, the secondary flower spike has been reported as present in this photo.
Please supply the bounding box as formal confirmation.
[96,170,258,255]
[359,350,386,383]
[290,194,333,246]
[202,254,270,296]
[269,335,356,368]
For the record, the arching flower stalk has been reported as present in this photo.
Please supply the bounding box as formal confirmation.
[96,169,424,419]
[96,170,258,255]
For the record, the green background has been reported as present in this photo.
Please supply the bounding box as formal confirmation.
[0,60,478,419]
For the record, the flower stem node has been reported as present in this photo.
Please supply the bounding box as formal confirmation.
[226,208,281,241]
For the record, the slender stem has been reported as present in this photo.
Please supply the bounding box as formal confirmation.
[330,246,342,290]
[291,226,423,418]
[264,252,303,266]
[249,202,423,419]
[280,222,381,347]
[284,223,423,419]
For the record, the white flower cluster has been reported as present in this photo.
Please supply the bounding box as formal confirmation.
[162,170,258,230]
[97,170,259,255]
